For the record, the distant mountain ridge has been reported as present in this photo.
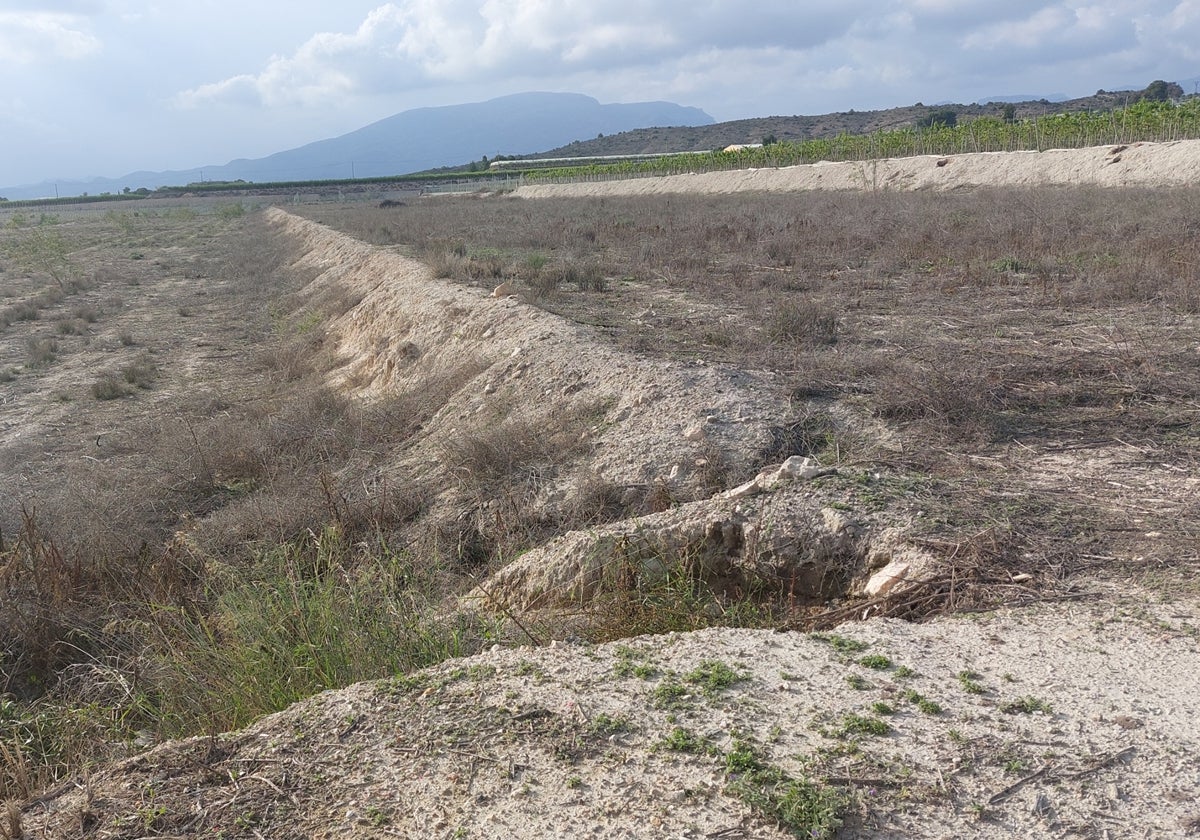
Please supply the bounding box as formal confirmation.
[0,93,713,200]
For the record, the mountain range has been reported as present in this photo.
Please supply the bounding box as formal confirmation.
[1,93,714,201]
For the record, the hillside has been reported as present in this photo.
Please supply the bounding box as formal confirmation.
[530,84,1188,158]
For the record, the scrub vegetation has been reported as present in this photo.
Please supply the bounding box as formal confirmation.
[0,174,1197,810]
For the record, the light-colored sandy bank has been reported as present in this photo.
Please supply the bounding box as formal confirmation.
[514,139,1200,198]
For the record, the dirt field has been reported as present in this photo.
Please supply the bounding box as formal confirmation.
[2,144,1199,838]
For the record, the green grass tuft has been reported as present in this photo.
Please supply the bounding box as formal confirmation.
[999,696,1053,715]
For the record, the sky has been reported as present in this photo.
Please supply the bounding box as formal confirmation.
[1,1,1198,187]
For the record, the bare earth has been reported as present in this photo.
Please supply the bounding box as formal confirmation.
[22,590,1200,839]
[514,139,1200,198]
[13,143,1200,838]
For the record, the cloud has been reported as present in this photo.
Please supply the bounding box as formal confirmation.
[168,0,1200,120]
[0,11,101,63]
[3,1,103,12]
[174,1,873,109]
[175,4,409,108]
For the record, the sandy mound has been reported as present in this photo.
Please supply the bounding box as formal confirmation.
[266,209,924,609]
[515,140,1200,198]
[272,207,787,491]
[22,588,1199,838]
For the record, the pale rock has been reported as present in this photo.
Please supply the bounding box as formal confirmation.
[778,455,823,480]
[728,457,826,499]
[865,559,911,597]
[464,488,868,612]
[727,478,764,500]
[683,426,706,441]
[820,507,859,536]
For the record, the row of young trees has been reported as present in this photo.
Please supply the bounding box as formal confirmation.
[525,99,1200,183]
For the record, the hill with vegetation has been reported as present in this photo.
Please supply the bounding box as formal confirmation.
[524,81,1188,159]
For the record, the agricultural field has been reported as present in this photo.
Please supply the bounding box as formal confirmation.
[519,98,1200,182]
[1,166,1198,837]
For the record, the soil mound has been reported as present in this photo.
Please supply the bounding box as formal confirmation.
[515,140,1200,198]
[22,592,1199,838]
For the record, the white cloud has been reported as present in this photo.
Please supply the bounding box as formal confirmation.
[165,0,1200,123]
[174,1,875,109]
[0,11,101,63]
[962,7,1072,49]
[958,2,1150,54]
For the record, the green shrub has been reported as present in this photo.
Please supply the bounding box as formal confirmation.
[999,696,1052,715]
[916,109,958,128]
[811,634,869,654]
[838,713,890,737]
[859,654,893,670]
[684,660,746,695]
[658,726,711,754]
[141,532,498,734]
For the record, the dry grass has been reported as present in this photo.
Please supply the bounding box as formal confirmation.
[23,336,57,365]
[298,188,1199,459]
[300,186,1199,587]
[433,399,618,565]
[89,372,127,400]
[1,183,1197,805]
